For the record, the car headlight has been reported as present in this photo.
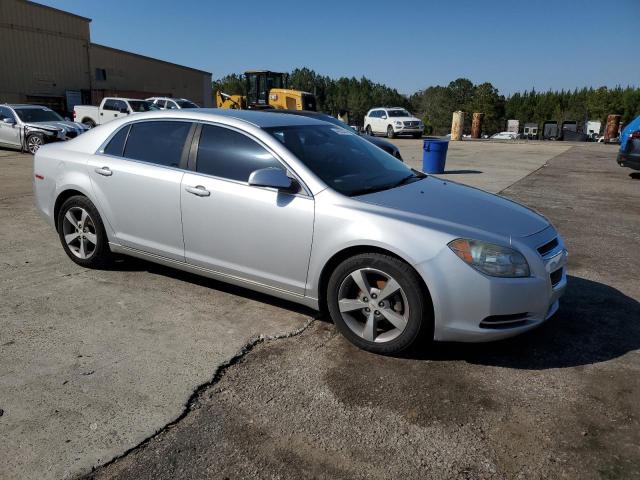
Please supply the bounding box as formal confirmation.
[394,121,402,126]
[448,238,530,277]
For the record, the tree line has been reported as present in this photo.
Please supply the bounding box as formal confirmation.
[212,69,640,135]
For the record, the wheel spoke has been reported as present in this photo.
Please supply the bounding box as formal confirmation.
[338,298,367,313]
[380,308,407,330]
[350,269,371,295]
[79,237,86,258]
[363,311,376,342]
[84,232,97,245]
[65,210,77,226]
[80,209,88,229]
[378,278,401,301]
[64,232,80,244]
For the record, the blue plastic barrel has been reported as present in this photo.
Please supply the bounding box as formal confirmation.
[422,139,449,174]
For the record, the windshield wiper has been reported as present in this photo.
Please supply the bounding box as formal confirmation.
[348,171,426,197]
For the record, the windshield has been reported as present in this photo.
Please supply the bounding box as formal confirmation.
[177,100,198,108]
[128,101,158,112]
[14,107,63,123]
[387,109,411,117]
[266,124,419,196]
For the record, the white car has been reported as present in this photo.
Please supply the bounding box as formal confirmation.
[74,98,158,128]
[490,132,519,140]
[364,108,423,139]
[146,97,199,110]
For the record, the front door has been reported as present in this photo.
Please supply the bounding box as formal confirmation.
[0,107,21,147]
[181,124,314,294]
[88,120,193,260]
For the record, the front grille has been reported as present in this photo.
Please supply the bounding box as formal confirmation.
[403,121,419,127]
[550,268,563,286]
[66,131,78,139]
[537,237,559,256]
[480,312,529,329]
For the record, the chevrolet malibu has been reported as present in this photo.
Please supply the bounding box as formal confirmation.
[33,110,567,354]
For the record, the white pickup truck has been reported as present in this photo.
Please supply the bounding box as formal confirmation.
[73,97,158,128]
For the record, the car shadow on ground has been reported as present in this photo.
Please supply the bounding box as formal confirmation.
[443,169,483,174]
[105,255,319,318]
[409,275,640,369]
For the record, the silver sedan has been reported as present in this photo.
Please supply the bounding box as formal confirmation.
[33,109,567,354]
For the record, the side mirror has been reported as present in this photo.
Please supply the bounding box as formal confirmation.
[248,167,293,191]
[381,115,387,119]
[2,117,16,125]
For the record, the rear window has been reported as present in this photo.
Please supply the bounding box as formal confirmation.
[123,121,191,167]
[103,125,130,156]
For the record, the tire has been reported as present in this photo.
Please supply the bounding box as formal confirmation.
[327,253,431,355]
[365,125,373,136]
[386,125,395,139]
[57,195,111,268]
[26,133,44,154]
[82,119,96,129]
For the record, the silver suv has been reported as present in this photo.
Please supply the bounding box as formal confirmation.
[0,104,87,154]
[33,109,567,354]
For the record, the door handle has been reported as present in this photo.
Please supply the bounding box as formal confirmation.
[185,185,210,197]
[94,166,112,176]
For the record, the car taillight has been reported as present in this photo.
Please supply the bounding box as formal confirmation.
[73,111,76,119]
[630,131,640,140]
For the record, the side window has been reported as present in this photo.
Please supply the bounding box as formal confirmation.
[166,101,178,110]
[123,121,191,167]
[0,106,15,121]
[103,125,130,157]
[114,100,127,112]
[103,100,116,111]
[196,125,282,182]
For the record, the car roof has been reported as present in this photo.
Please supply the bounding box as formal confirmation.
[3,104,49,109]
[113,108,329,128]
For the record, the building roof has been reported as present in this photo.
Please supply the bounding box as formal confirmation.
[90,43,212,76]
[24,0,91,22]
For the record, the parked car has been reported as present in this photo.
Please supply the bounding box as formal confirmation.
[364,108,423,139]
[74,98,158,128]
[33,109,567,355]
[262,109,402,160]
[490,131,518,140]
[146,97,199,110]
[0,104,88,154]
[617,115,640,171]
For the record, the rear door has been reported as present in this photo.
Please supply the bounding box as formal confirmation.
[180,124,314,294]
[87,120,194,260]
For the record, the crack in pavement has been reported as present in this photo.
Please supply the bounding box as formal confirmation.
[79,316,318,479]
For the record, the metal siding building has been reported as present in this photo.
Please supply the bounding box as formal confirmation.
[0,0,212,114]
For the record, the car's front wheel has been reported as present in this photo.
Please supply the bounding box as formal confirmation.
[26,133,43,154]
[365,125,373,136]
[387,125,395,139]
[327,253,430,354]
[57,195,111,268]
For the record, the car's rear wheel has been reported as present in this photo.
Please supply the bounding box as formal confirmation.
[26,133,43,154]
[327,253,430,354]
[57,195,111,268]
[365,125,373,136]
[82,119,96,129]
[387,125,395,139]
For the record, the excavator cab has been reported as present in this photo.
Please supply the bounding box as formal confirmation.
[245,71,285,108]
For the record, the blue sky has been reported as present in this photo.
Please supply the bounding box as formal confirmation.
[37,0,639,95]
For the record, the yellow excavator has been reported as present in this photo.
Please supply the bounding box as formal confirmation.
[215,70,316,111]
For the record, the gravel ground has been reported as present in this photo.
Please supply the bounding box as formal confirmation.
[88,145,640,479]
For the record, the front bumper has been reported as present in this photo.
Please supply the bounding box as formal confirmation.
[415,226,567,342]
[617,152,640,171]
[393,125,423,134]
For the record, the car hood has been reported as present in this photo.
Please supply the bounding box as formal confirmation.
[391,116,420,122]
[26,120,87,132]
[355,177,549,238]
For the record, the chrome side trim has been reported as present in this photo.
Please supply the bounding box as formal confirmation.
[109,243,320,310]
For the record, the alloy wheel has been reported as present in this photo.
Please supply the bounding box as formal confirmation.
[27,135,42,154]
[62,207,97,259]
[337,268,409,343]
